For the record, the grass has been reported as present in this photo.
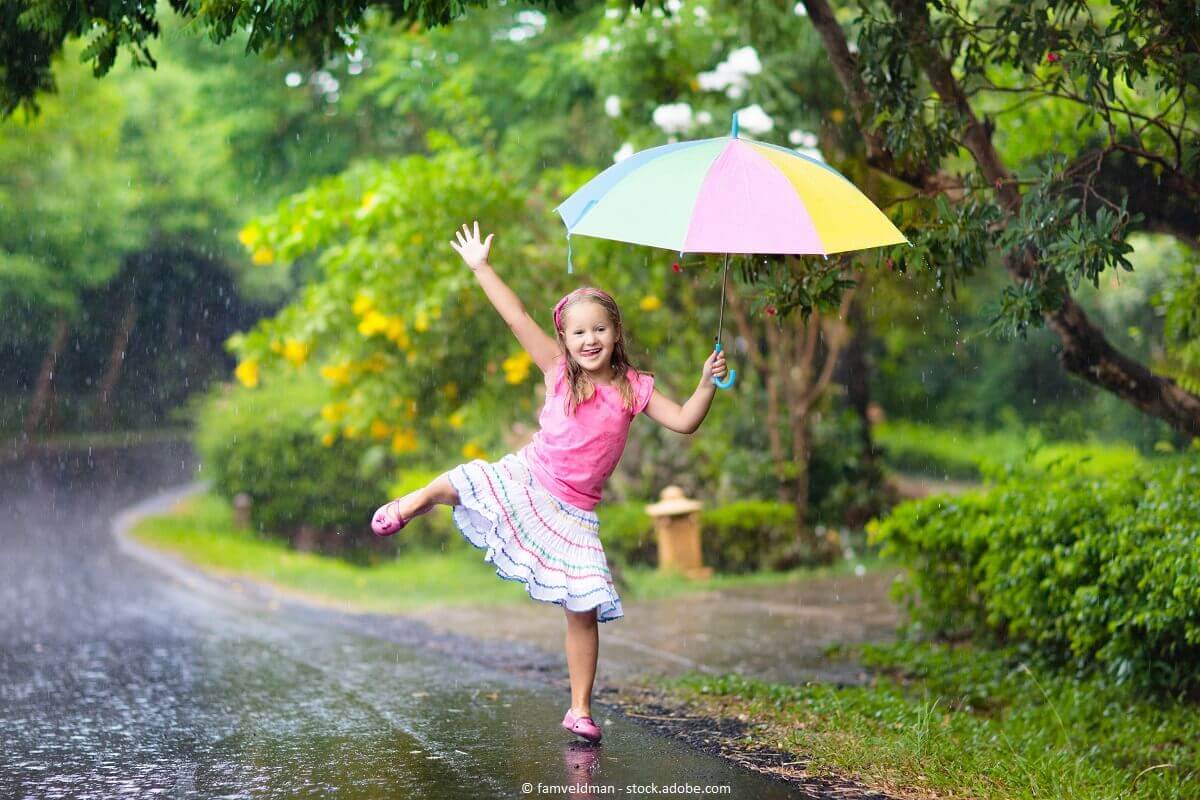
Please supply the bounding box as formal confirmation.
[130,491,877,614]
[874,419,1147,481]
[644,641,1199,800]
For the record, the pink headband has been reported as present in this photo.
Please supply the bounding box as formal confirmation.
[553,288,612,333]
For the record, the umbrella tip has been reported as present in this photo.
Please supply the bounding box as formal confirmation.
[730,113,739,139]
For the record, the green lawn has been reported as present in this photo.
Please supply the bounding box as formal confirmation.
[645,642,1199,800]
[131,492,879,614]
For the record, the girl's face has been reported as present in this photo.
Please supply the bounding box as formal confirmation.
[561,301,618,378]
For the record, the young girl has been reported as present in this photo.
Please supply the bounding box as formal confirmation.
[370,221,727,744]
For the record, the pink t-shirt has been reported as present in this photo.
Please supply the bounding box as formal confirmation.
[520,355,655,511]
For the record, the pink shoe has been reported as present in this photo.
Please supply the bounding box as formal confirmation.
[561,709,602,743]
[371,498,410,537]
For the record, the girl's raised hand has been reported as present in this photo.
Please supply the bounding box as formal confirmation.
[701,347,728,384]
[449,220,494,272]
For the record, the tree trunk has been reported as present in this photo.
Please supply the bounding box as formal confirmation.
[837,293,877,463]
[94,295,140,430]
[23,317,70,440]
[791,400,814,550]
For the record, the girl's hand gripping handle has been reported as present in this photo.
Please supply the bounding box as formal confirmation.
[703,345,736,389]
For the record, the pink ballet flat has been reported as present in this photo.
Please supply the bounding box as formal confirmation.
[561,709,602,743]
[371,499,410,538]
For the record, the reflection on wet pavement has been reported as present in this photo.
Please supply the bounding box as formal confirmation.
[0,442,813,798]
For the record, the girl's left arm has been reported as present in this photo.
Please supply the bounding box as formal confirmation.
[643,349,727,435]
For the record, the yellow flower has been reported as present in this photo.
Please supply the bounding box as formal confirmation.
[405,398,418,420]
[321,402,349,423]
[639,295,662,312]
[410,233,424,245]
[370,419,392,440]
[320,362,352,386]
[269,340,283,353]
[502,351,532,384]
[448,409,466,430]
[321,432,336,448]
[830,108,846,124]
[291,222,305,235]
[238,224,260,249]
[414,309,430,332]
[282,338,309,367]
[358,310,390,337]
[344,425,361,440]
[462,442,488,460]
[234,359,259,388]
[384,317,409,347]
[359,191,378,213]
[251,247,275,265]
[390,428,418,454]
[352,293,375,316]
[441,382,458,401]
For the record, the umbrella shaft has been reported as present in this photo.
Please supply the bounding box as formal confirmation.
[715,253,729,346]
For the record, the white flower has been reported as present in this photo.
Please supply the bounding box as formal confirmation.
[696,110,713,125]
[614,142,635,162]
[697,46,761,98]
[726,46,762,76]
[516,10,546,30]
[605,7,621,19]
[796,147,825,162]
[854,563,866,577]
[735,104,773,134]
[789,129,819,148]
[285,71,303,88]
[605,95,622,118]
[582,35,612,60]
[666,0,683,12]
[652,102,695,135]
[694,5,708,20]
[794,1,808,15]
[506,26,537,42]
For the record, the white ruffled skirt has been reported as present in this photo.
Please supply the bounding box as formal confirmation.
[444,449,623,622]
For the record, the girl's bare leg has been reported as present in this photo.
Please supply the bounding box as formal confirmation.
[564,607,599,717]
[377,473,460,527]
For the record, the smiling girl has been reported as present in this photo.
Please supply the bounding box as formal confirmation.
[371,221,727,743]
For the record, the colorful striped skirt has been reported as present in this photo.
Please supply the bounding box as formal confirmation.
[444,450,623,623]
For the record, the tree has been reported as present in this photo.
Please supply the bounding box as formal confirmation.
[0,54,138,435]
[798,0,1200,438]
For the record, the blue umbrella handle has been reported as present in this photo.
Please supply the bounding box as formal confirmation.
[712,342,737,389]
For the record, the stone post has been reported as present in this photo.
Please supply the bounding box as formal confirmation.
[644,486,712,580]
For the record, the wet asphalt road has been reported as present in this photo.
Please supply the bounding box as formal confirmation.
[0,442,811,798]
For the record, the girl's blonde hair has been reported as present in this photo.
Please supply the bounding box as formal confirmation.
[552,287,652,415]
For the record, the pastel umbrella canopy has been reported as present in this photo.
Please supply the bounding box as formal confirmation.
[555,118,907,269]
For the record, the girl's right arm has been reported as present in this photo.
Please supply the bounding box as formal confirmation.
[450,221,559,373]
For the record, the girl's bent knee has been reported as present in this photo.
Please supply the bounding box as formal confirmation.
[432,473,461,506]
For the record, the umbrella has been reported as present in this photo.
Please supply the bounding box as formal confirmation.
[555,113,907,388]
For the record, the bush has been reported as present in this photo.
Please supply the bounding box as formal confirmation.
[868,455,1200,695]
[701,500,812,573]
[194,373,390,556]
[597,500,658,568]
[599,498,814,574]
